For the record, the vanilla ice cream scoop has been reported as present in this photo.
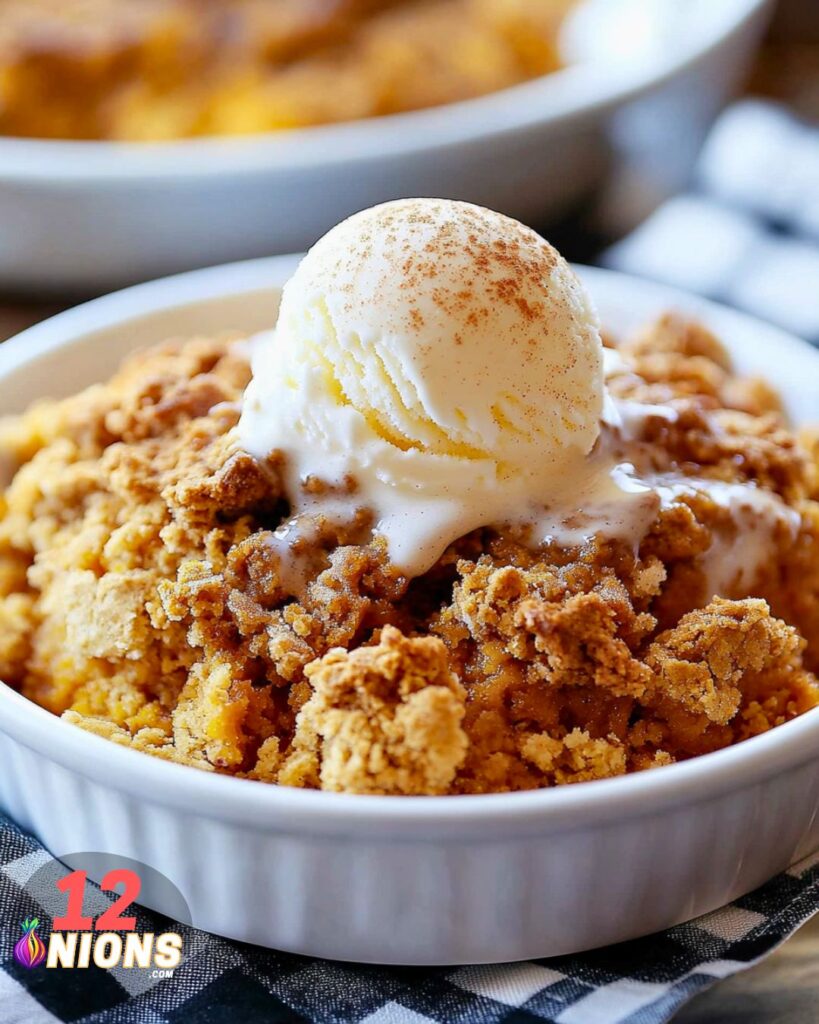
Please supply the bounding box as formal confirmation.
[239,199,604,576]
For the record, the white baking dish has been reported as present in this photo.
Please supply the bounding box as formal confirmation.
[0,0,772,292]
[1,259,818,965]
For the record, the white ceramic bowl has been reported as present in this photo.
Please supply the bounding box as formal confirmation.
[1,259,818,966]
[0,0,772,292]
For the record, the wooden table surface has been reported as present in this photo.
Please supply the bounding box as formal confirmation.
[1,301,817,1020]
[677,914,819,1023]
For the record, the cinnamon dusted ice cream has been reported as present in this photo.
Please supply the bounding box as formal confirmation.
[239,199,605,576]
[1,200,819,795]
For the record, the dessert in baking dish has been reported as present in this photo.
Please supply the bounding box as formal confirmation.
[1,199,818,795]
[0,0,570,140]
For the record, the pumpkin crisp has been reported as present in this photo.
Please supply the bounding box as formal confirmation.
[0,0,571,141]
[1,316,818,794]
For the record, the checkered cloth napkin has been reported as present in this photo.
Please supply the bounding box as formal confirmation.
[603,99,819,345]
[2,814,819,1024]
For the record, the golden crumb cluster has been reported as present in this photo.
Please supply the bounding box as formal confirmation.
[1,315,819,794]
[0,0,570,141]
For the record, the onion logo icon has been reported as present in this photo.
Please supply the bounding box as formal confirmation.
[14,917,47,969]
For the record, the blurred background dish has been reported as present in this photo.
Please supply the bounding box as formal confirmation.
[0,0,771,291]
[0,0,572,140]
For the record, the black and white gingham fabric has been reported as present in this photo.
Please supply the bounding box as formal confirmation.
[2,814,818,1024]
[603,100,819,346]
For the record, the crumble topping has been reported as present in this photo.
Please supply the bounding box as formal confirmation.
[1,315,818,794]
[279,625,468,795]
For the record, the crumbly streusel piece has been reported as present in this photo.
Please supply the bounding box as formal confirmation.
[62,709,204,768]
[280,626,468,795]
[431,556,818,792]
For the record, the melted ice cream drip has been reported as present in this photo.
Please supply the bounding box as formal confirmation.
[653,476,801,598]
[249,328,800,590]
